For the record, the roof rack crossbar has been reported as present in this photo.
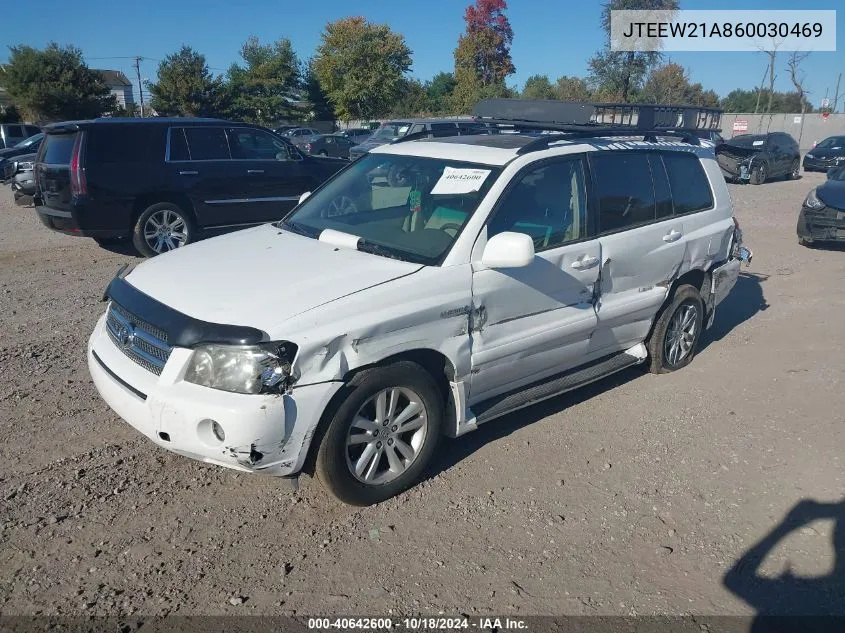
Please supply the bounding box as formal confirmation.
[514,129,702,155]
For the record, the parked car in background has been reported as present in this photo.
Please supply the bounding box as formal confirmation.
[0,133,44,180]
[336,128,373,144]
[349,118,491,160]
[803,136,845,172]
[304,134,356,159]
[34,118,346,257]
[797,166,845,246]
[274,124,299,135]
[716,132,800,184]
[9,152,36,203]
[0,123,41,149]
[281,127,321,148]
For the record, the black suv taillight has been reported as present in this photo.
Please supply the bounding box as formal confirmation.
[69,132,87,196]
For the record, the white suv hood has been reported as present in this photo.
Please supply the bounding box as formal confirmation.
[124,224,422,335]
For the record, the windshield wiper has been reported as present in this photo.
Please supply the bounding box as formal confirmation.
[279,219,318,238]
[357,240,430,265]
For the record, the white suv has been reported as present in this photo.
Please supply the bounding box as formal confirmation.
[88,102,752,505]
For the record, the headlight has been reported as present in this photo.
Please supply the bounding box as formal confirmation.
[805,153,815,159]
[184,342,295,394]
[803,188,826,211]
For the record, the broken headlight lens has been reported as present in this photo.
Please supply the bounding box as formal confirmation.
[183,343,294,394]
[803,188,826,211]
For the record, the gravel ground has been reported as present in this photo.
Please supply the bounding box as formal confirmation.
[1,173,844,618]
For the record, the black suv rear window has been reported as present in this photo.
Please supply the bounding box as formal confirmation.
[42,133,77,164]
[86,126,164,164]
[182,127,230,160]
[662,153,713,214]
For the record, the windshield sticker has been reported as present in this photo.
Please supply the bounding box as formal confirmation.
[408,189,422,213]
[752,140,764,146]
[431,167,492,195]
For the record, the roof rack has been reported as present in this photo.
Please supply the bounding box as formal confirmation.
[472,99,722,151]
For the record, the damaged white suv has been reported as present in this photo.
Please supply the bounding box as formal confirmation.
[88,101,752,505]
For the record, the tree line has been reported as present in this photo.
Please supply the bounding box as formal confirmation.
[0,0,817,126]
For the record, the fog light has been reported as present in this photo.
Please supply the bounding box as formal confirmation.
[211,421,225,442]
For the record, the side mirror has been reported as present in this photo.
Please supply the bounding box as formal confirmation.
[481,231,535,269]
[299,191,312,205]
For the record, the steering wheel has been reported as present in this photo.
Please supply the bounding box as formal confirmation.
[322,195,358,218]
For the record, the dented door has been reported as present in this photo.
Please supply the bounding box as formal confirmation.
[468,240,601,404]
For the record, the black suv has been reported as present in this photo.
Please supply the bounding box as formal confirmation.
[34,118,345,256]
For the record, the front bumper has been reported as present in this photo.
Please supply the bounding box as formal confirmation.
[797,207,845,243]
[87,313,342,476]
[803,156,842,172]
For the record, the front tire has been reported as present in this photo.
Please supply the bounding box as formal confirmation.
[315,361,443,506]
[132,202,194,258]
[646,284,705,374]
[787,159,800,180]
[749,163,767,185]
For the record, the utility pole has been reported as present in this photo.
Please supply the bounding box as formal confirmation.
[833,73,842,114]
[134,56,145,117]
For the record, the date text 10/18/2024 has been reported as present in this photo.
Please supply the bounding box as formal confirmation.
[307,617,529,630]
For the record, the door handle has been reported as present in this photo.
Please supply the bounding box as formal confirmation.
[571,255,599,270]
[247,169,264,174]
[662,230,682,243]
[179,170,198,176]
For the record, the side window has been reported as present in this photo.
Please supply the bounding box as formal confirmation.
[168,128,191,161]
[87,126,163,164]
[649,154,673,219]
[662,153,714,215]
[226,128,290,160]
[26,126,40,137]
[591,152,656,233]
[409,124,426,135]
[184,127,230,160]
[430,122,458,137]
[488,158,588,250]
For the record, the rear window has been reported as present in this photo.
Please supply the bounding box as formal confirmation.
[183,127,230,160]
[42,133,77,164]
[86,126,163,164]
[25,126,40,137]
[5,125,23,138]
[591,152,656,233]
[662,153,713,215]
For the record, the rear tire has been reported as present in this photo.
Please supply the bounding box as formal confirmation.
[315,361,443,506]
[646,284,705,374]
[787,159,800,180]
[132,202,195,258]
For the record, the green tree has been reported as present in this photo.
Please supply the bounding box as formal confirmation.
[587,0,679,102]
[0,43,115,121]
[554,76,592,101]
[425,71,456,114]
[147,46,226,117]
[226,36,301,125]
[391,78,432,117]
[452,0,516,113]
[313,16,412,121]
[522,74,555,100]
[721,88,813,113]
[303,59,334,122]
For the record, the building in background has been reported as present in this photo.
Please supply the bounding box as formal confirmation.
[95,70,135,109]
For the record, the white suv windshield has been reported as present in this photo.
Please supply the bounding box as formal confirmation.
[282,153,501,265]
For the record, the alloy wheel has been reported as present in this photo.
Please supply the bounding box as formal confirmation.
[345,387,428,485]
[664,304,698,366]
[143,209,188,253]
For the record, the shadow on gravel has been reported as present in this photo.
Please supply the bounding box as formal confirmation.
[724,498,845,630]
[426,365,643,481]
[699,271,770,351]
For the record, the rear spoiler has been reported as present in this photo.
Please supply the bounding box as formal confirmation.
[43,122,83,134]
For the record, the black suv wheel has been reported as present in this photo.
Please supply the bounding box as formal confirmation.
[132,202,195,257]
